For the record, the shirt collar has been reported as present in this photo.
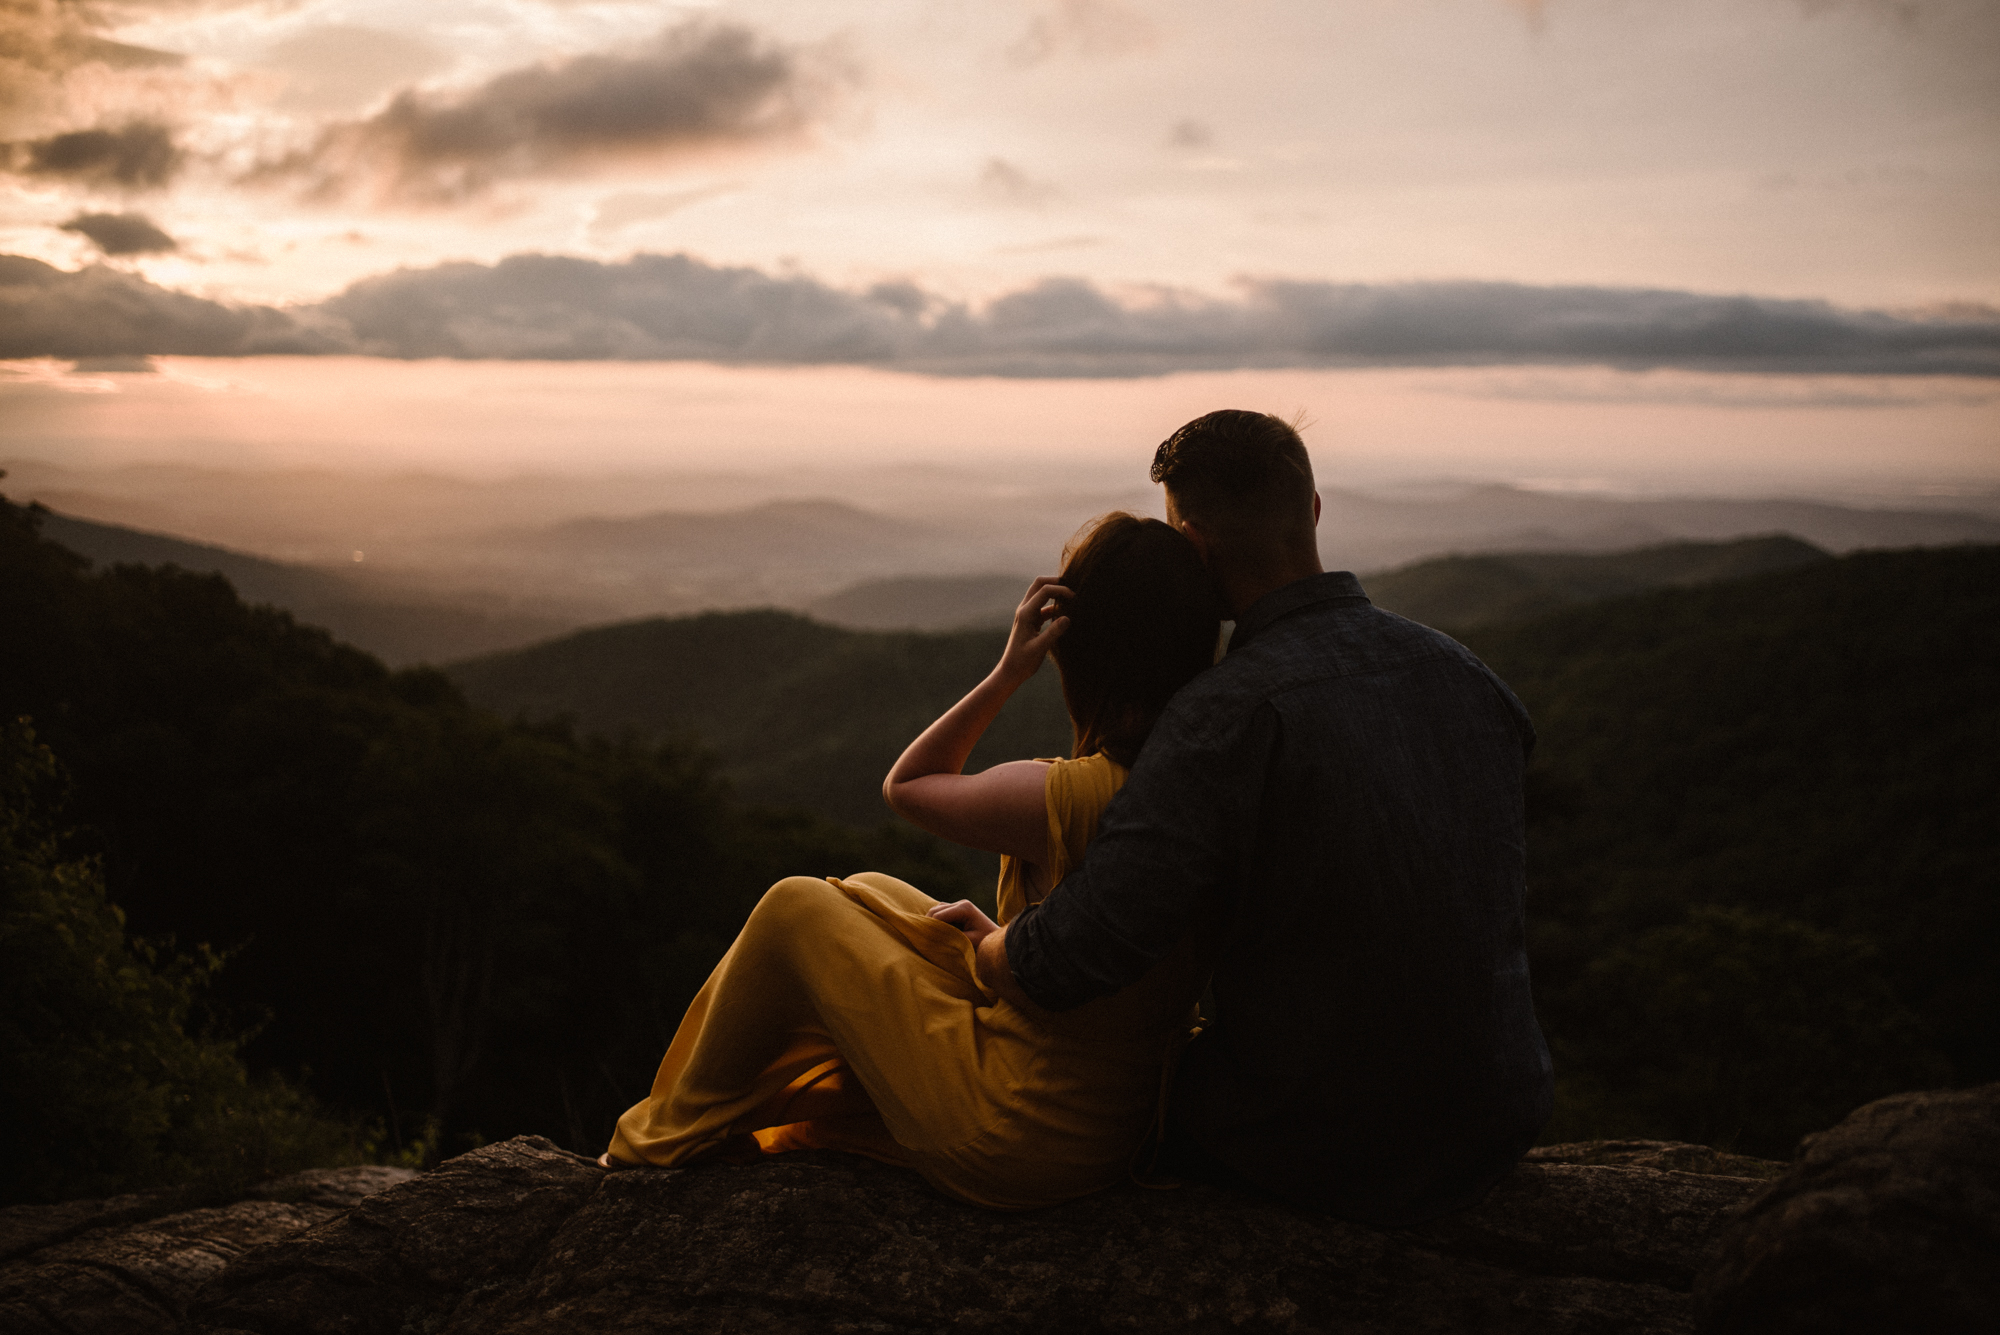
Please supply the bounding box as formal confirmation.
[1227,571,1370,654]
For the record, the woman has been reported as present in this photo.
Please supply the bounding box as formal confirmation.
[601,513,1223,1208]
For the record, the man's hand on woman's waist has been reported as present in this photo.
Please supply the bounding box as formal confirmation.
[928,899,1036,1009]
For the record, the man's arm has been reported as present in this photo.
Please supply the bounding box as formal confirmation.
[978,921,1034,1009]
[926,899,1036,1009]
[1005,693,1274,1011]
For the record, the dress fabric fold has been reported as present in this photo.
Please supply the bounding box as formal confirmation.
[606,752,1211,1210]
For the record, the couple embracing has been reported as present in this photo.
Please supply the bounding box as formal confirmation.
[601,409,1554,1226]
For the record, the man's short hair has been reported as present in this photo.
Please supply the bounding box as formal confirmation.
[1150,410,1315,543]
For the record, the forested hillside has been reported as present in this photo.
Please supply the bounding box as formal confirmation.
[450,611,1076,829]
[446,536,1834,837]
[7,478,1992,1195]
[1458,546,1998,1150]
[0,493,975,1203]
[34,510,576,666]
[1365,534,1829,630]
[455,542,1998,1157]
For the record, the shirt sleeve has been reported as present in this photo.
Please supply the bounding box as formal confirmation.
[1007,687,1275,1011]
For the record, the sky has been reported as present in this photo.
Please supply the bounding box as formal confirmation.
[1,0,1996,501]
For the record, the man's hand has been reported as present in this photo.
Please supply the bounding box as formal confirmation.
[927,901,1035,1010]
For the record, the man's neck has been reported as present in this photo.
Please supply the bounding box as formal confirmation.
[1218,552,1326,620]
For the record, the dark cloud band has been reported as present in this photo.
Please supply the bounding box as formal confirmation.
[59,211,177,255]
[0,256,340,359]
[256,21,817,204]
[4,249,1995,377]
[314,255,2000,377]
[5,122,181,188]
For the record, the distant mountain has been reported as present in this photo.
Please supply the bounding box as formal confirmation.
[448,610,1073,830]
[498,500,936,571]
[1362,534,1832,630]
[798,537,1837,636]
[33,511,576,667]
[16,456,1994,629]
[805,574,1031,631]
[1314,486,2000,573]
[458,488,2000,621]
[454,499,956,612]
[442,536,1841,823]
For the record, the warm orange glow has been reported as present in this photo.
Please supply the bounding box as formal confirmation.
[3,358,1992,503]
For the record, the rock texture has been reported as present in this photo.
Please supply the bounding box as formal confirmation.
[8,1087,1993,1334]
[1698,1082,2000,1334]
[1524,1140,1788,1181]
[180,1138,1763,1335]
[0,1168,415,1335]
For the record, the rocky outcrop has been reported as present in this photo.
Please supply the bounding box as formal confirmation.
[192,1137,1770,1334]
[0,1167,415,1335]
[1698,1083,2000,1334]
[2,1145,1761,1335]
[5,1086,1993,1334]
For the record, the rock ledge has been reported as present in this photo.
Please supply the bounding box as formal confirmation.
[5,1084,1994,1334]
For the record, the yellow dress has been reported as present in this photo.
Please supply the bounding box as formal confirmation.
[605,752,1211,1209]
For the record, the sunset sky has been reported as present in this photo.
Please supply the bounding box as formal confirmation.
[2,0,1996,499]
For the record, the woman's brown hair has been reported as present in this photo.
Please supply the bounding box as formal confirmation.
[1051,512,1223,768]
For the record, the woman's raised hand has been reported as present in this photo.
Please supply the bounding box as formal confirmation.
[997,576,1071,687]
[880,577,1066,861]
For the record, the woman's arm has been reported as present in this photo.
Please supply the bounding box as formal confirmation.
[882,576,1070,862]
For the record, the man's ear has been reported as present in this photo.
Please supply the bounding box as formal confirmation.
[1177,515,1216,566]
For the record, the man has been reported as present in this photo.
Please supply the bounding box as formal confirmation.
[972,409,1552,1224]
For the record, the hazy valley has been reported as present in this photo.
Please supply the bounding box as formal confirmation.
[9,456,1998,664]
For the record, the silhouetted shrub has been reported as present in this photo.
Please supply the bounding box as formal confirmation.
[0,717,360,1204]
[1543,905,1950,1155]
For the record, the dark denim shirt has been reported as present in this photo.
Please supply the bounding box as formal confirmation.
[1008,571,1553,1224]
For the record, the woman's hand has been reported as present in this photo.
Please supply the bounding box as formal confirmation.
[880,576,1067,862]
[995,576,1071,689]
[928,899,1001,946]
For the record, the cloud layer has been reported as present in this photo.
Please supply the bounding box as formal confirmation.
[0,1,186,126]
[5,249,1996,377]
[314,255,2000,377]
[58,210,176,254]
[5,120,181,187]
[0,255,339,358]
[0,1,202,185]
[256,21,821,205]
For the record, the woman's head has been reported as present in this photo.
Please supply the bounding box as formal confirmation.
[1052,512,1223,768]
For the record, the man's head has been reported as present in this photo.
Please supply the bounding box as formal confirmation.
[1151,410,1321,611]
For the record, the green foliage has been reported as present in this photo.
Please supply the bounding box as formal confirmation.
[0,717,360,1205]
[1462,545,1998,1152]
[1542,905,1948,1155]
[0,492,981,1170]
